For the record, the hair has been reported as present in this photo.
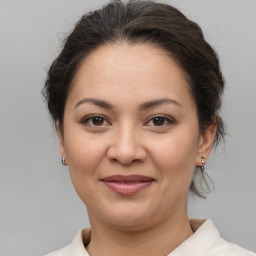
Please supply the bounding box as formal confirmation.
[43,0,225,198]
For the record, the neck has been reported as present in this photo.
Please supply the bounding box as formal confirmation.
[86,212,194,256]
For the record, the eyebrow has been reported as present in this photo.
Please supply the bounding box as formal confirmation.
[75,98,114,109]
[139,98,182,110]
[75,97,182,110]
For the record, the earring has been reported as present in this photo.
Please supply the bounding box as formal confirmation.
[200,156,206,171]
[61,157,67,166]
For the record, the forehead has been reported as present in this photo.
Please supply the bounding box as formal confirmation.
[68,43,194,108]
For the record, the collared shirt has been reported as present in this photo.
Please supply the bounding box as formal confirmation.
[44,219,255,256]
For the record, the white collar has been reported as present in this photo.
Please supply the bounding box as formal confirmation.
[168,219,223,255]
[67,219,252,256]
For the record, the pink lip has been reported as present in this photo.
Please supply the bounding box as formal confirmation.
[101,175,154,196]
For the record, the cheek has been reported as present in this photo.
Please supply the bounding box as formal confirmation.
[65,133,106,178]
[150,133,198,167]
[64,134,107,203]
[148,131,199,189]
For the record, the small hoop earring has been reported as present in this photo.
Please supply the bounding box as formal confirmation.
[61,157,66,166]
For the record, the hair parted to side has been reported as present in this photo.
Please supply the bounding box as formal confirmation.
[43,0,225,198]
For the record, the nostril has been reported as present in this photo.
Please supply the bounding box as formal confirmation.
[107,145,146,165]
[108,154,140,166]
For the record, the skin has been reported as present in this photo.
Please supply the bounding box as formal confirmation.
[58,43,216,256]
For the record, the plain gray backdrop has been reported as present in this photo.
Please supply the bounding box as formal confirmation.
[1,0,255,255]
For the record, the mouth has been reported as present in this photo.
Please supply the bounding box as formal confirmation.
[100,175,155,196]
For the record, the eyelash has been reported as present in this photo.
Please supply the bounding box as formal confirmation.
[144,115,176,127]
[80,114,111,127]
[80,114,176,128]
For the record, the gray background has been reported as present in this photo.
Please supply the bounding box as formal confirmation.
[1,0,255,255]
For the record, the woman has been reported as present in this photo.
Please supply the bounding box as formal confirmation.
[43,0,255,255]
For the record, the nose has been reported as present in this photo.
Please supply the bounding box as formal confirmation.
[107,123,147,165]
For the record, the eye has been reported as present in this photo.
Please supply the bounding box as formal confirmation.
[145,115,175,127]
[80,115,110,127]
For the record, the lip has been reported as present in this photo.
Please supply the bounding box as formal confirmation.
[100,175,155,196]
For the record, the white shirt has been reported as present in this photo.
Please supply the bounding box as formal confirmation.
[44,219,255,256]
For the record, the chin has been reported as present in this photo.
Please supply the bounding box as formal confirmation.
[93,203,159,231]
[109,216,154,232]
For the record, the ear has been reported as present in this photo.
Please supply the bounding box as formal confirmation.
[56,122,68,165]
[196,118,217,166]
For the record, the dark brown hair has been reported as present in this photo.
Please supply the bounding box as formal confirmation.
[43,0,225,197]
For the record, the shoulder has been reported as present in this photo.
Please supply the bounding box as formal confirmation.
[187,219,256,256]
[43,244,71,256]
[209,240,256,256]
[43,228,91,256]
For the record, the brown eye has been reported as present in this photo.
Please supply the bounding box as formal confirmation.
[81,115,110,127]
[92,117,104,126]
[152,117,165,126]
[145,115,175,127]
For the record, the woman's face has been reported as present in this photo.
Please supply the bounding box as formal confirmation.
[59,43,215,230]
